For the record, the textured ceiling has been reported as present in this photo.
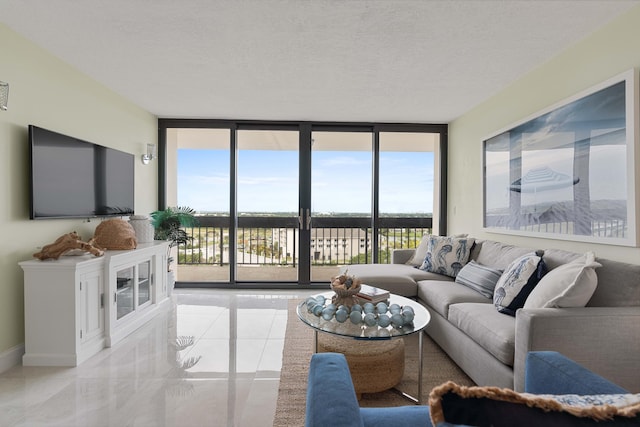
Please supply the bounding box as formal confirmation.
[2,0,638,123]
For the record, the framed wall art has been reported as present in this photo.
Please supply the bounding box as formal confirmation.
[483,69,639,246]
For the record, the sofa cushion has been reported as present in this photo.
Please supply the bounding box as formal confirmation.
[588,257,640,307]
[493,252,547,316]
[419,235,475,277]
[429,382,640,427]
[418,281,491,318]
[471,240,535,271]
[524,252,601,309]
[537,248,581,270]
[448,303,516,366]
[342,264,451,297]
[455,261,503,299]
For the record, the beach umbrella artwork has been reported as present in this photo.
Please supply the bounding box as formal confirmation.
[509,166,579,193]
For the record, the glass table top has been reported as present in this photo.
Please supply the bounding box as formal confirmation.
[296,291,430,340]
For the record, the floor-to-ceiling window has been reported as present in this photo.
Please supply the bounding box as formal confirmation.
[309,131,373,281]
[159,120,446,287]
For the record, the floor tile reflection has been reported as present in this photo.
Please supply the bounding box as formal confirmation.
[0,289,315,427]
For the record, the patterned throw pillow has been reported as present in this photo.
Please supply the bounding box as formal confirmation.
[455,261,503,299]
[407,233,469,266]
[493,251,546,316]
[429,382,640,427]
[419,236,475,278]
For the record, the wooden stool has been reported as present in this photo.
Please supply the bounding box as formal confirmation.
[317,334,404,398]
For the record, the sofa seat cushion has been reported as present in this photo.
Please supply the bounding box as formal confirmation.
[343,264,451,297]
[472,240,535,271]
[418,280,491,318]
[448,303,516,366]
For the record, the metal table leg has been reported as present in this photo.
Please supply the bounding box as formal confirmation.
[394,331,425,404]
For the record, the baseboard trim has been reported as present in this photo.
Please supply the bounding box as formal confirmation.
[0,344,25,373]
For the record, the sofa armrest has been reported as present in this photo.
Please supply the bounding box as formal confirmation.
[514,307,640,392]
[306,353,364,427]
[392,249,415,264]
[525,351,628,394]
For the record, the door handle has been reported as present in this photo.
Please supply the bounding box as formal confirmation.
[306,208,311,230]
[298,208,304,230]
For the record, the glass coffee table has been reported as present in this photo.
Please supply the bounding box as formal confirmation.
[297,291,431,403]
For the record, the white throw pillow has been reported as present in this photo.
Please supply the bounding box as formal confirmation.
[406,234,433,266]
[524,251,601,309]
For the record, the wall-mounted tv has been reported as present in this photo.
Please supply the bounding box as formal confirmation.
[29,125,135,219]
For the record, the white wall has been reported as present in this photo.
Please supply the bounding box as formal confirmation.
[0,24,158,357]
[448,6,640,264]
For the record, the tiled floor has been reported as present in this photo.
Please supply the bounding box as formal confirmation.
[0,289,316,427]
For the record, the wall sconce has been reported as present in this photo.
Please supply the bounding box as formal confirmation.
[0,81,8,111]
[141,143,156,165]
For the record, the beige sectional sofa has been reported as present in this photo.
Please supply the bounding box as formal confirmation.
[343,238,640,392]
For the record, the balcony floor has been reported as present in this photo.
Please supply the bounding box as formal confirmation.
[176,265,342,283]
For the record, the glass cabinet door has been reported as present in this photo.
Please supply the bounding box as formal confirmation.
[116,266,134,319]
[138,260,151,307]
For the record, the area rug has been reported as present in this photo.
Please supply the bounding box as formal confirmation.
[273,299,475,426]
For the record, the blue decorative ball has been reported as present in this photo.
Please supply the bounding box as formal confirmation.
[376,302,388,314]
[307,301,317,313]
[322,307,334,320]
[363,313,377,326]
[389,304,401,315]
[402,310,415,323]
[349,311,362,324]
[313,304,324,317]
[351,304,362,313]
[363,303,375,314]
[315,295,326,305]
[390,313,404,328]
[335,309,348,323]
[377,313,391,327]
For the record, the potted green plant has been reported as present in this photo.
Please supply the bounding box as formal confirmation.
[150,206,198,289]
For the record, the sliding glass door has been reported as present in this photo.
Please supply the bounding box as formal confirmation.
[236,130,299,282]
[169,128,231,283]
[310,131,373,282]
[160,120,446,287]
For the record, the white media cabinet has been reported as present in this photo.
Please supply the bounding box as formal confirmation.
[20,241,170,366]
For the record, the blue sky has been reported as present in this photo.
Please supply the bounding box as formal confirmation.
[177,149,434,214]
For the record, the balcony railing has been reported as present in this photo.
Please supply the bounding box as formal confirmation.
[177,216,432,267]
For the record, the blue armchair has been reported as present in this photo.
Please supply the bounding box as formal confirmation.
[305,351,629,427]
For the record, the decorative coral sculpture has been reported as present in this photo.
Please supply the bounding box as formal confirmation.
[330,271,362,307]
[33,232,105,260]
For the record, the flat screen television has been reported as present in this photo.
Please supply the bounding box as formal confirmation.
[29,125,135,219]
